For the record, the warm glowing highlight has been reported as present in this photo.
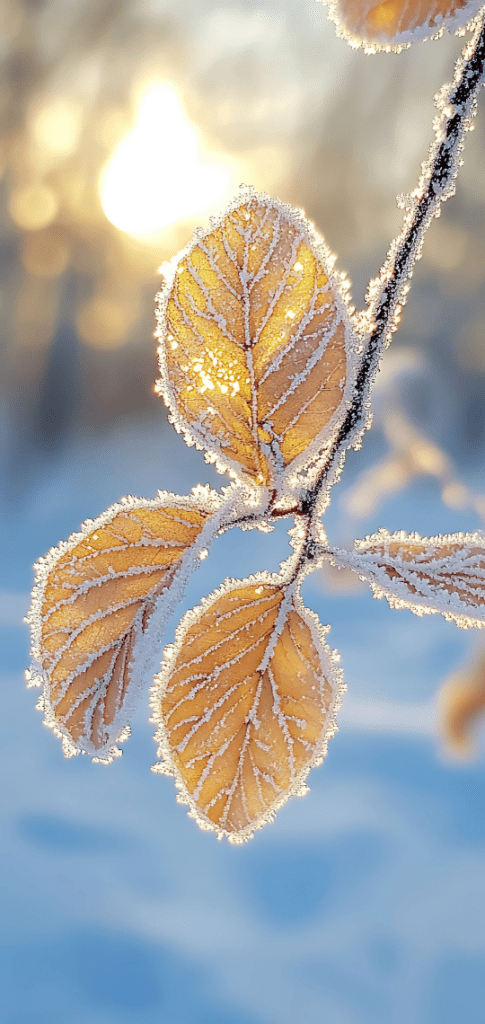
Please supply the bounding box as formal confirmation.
[99,83,235,239]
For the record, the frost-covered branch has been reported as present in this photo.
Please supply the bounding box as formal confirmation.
[314,11,485,505]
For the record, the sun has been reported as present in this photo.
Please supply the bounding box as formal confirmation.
[99,82,236,240]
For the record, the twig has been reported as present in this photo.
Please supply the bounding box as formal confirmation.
[312,11,485,509]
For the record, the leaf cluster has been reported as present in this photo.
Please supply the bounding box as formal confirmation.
[27,2,485,841]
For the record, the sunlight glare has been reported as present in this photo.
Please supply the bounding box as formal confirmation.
[100,83,236,239]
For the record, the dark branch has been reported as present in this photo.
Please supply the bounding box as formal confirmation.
[305,11,485,516]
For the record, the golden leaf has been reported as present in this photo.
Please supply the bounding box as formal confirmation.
[340,529,485,628]
[27,491,220,761]
[151,575,344,841]
[156,192,356,493]
[327,0,482,49]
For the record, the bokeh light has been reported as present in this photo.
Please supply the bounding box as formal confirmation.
[9,183,59,231]
[31,97,83,159]
[77,293,138,350]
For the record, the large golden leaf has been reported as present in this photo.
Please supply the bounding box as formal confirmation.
[336,529,485,628]
[27,489,221,761]
[326,0,481,49]
[156,193,356,493]
[151,575,344,841]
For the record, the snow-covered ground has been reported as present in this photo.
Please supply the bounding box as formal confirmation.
[1,414,484,1024]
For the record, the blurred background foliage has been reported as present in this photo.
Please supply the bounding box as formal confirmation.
[1,0,485,498]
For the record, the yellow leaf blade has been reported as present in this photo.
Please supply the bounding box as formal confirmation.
[156,192,357,493]
[339,529,485,628]
[151,574,344,842]
[27,490,222,761]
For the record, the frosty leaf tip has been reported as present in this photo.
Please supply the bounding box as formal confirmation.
[334,529,485,629]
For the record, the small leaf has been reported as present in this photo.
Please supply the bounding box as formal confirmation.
[27,490,222,761]
[325,0,483,50]
[335,529,485,628]
[156,191,358,495]
[150,573,344,842]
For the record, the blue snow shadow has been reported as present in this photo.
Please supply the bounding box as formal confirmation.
[238,830,385,926]
[427,956,485,1024]
[17,813,130,855]
[0,929,260,1024]
[324,734,485,844]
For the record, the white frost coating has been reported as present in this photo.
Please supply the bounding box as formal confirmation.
[26,485,241,764]
[333,528,485,628]
[322,0,485,53]
[155,186,364,504]
[307,8,485,506]
[363,12,485,347]
[150,559,345,843]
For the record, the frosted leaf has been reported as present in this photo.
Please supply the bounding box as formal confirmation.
[27,488,225,762]
[334,529,485,628]
[156,190,360,499]
[324,0,484,51]
[150,571,344,842]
